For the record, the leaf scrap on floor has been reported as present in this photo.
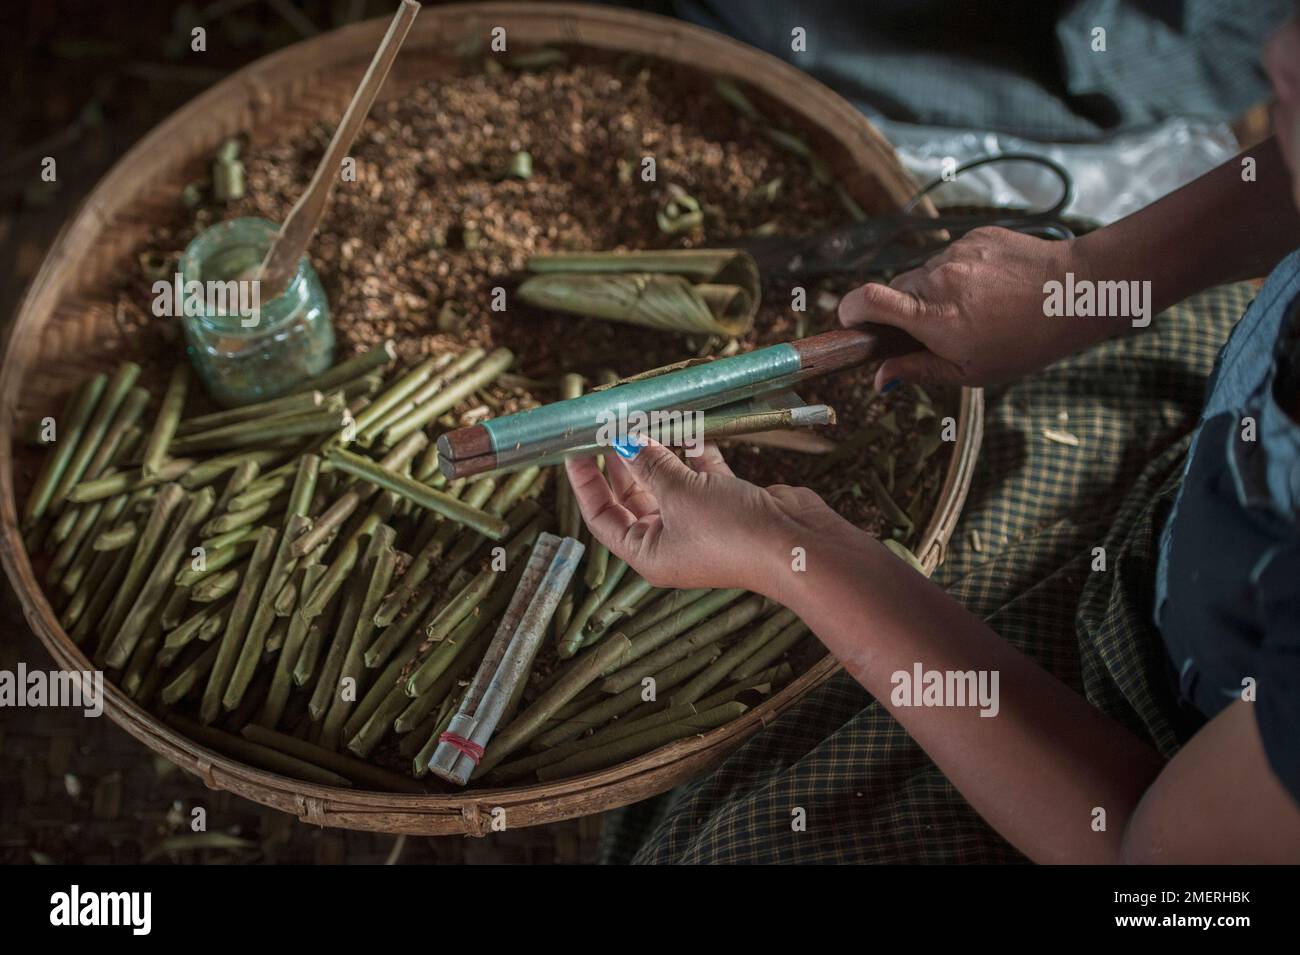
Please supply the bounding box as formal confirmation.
[1042,427,1080,447]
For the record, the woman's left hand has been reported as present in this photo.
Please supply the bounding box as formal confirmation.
[564,439,854,598]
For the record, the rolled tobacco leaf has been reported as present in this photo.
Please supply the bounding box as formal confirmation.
[141,364,190,477]
[50,361,141,510]
[24,374,107,528]
[534,701,747,782]
[324,445,509,540]
[518,249,760,337]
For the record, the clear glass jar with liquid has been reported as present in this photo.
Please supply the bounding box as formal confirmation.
[179,217,334,407]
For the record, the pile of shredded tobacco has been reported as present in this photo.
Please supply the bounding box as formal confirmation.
[115,50,950,538]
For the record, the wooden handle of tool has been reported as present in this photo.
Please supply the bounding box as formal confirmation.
[790,325,922,377]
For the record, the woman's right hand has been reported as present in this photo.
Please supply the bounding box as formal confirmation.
[840,226,1119,390]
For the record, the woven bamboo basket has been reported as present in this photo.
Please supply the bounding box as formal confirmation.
[0,2,983,835]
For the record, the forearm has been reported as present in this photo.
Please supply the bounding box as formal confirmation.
[1075,136,1300,317]
[761,521,1166,863]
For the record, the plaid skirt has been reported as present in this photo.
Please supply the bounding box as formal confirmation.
[601,283,1254,864]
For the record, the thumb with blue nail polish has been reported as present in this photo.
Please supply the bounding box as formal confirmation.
[612,433,644,460]
[565,434,850,597]
[611,434,687,494]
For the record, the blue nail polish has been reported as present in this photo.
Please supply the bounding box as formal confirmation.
[613,438,641,460]
[881,378,901,394]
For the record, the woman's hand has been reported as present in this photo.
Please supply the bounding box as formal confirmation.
[564,439,855,599]
[840,227,1118,391]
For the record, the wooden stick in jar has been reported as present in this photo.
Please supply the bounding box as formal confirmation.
[256,0,421,299]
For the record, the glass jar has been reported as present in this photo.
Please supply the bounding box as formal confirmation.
[179,217,334,407]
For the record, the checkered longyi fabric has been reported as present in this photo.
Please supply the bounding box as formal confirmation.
[601,283,1253,864]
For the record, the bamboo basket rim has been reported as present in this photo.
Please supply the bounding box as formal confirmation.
[0,1,983,836]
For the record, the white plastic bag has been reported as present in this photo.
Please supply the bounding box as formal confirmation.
[872,117,1239,226]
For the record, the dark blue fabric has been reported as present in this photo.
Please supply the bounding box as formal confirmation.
[1157,253,1300,804]
[665,0,1290,140]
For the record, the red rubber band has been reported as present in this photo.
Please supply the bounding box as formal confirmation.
[439,731,485,765]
